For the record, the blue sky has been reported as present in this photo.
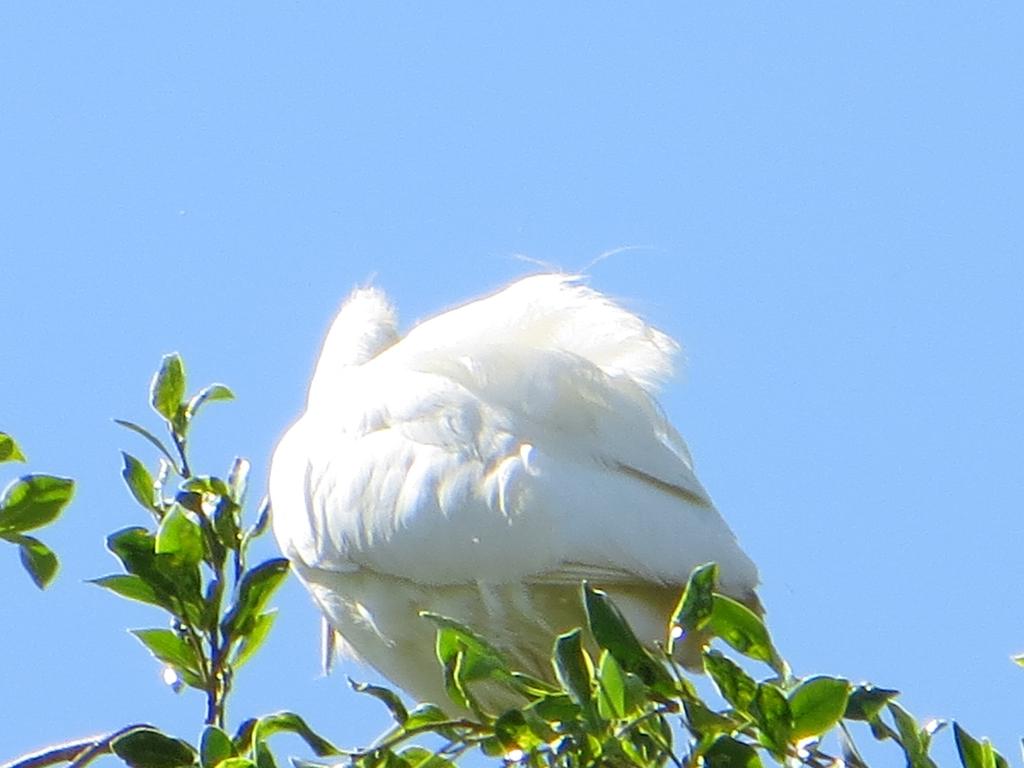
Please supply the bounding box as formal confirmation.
[2,3,1022,764]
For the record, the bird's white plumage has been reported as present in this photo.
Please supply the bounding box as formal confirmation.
[271,274,759,707]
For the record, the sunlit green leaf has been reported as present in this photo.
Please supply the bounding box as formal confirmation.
[131,628,202,677]
[0,432,26,463]
[3,532,59,588]
[751,683,792,757]
[199,726,234,768]
[111,726,196,768]
[350,678,410,725]
[553,628,594,711]
[422,612,515,688]
[121,452,157,511]
[227,458,250,504]
[185,383,235,423]
[583,583,674,694]
[254,738,276,768]
[216,759,255,768]
[683,700,738,739]
[90,574,163,607]
[232,611,277,669]
[845,684,900,721]
[403,703,449,731]
[106,526,202,622]
[954,723,1007,768]
[182,475,231,497]
[789,675,850,738]
[155,506,204,565]
[0,474,74,533]
[596,650,626,720]
[704,650,757,714]
[887,702,938,768]
[151,353,187,425]
[395,747,455,768]
[703,734,762,768]
[235,712,340,756]
[494,709,544,751]
[222,558,289,638]
[705,594,784,674]
[669,562,717,652]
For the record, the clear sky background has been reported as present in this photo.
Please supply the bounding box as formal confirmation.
[2,3,1022,764]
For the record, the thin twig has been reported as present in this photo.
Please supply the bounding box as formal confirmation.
[2,725,153,768]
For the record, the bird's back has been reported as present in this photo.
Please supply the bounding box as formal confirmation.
[270,275,759,707]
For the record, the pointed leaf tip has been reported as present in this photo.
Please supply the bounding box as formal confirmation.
[0,432,27,463]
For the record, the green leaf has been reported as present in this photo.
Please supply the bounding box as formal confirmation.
[90,574,163,607]
[238,712,340,756]
[789,676,851,738]
[751,683,792,757]
[0,432,26,463]
[185,383,235,422]
[151,353,187,425]
[583,583,674,694]
[525,694,580,726]
[254,738,276,768]
[181,475,232,497]
[704,650,757,713]
[122,452,157,510]
[395,747,455,768]
[115,419,181,473]
[232,611,277,669]
[705,594,784,673]
[887,702,939,768]
[844,684,900,721]
[403,703,450,731]
[111,727,197,768]
[227,458,250,504]
[494,709,546,751]
[215,760,255,768]
[703,735,763,768]
[350,678,410,725]
[683,700,738,739]
[596,651,627,720]
[422,612,515,686]
[155,506,204,565]
[954,723,1007,768]
[222,558,290,638]
[199,726,234,768]
[669,562,718,652]
[553,628,594,710]
[0,474,74,533]
[3,532,59,588]
[131,628,202,677]
[106,526,203,622]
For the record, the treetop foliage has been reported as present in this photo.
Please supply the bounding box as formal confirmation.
[3,355,1016,768]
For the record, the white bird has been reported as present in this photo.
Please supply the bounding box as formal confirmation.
[270,274,760,708]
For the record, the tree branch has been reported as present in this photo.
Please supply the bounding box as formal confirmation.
[2,725,153,768]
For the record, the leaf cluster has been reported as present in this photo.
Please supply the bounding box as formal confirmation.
[3,356,1017,768]
[0,431,74,588]
[341,564,1011,768]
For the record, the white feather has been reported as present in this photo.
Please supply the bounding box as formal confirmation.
[270,274,759,707]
